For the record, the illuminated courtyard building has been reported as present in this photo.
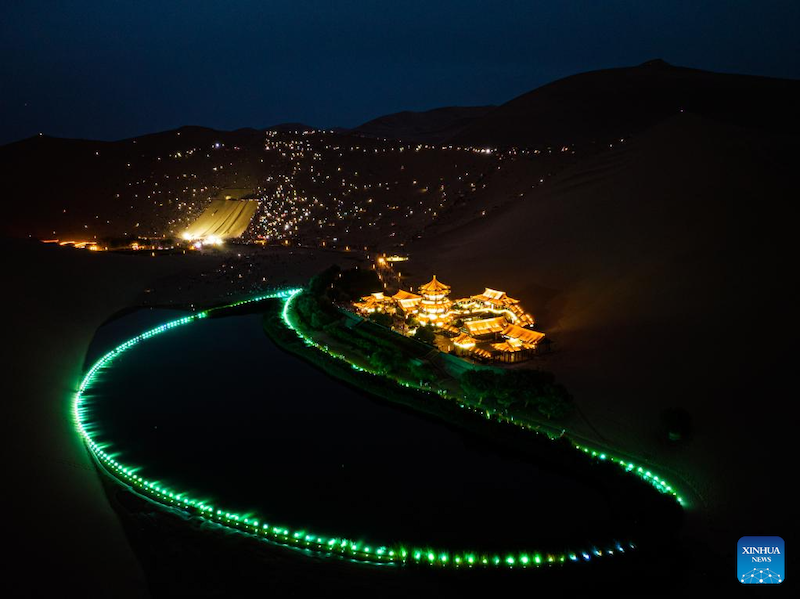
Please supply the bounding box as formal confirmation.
[392,289,422,314]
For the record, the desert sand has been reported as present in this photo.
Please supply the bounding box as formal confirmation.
[2,240,347,596]
[410,113,796,557]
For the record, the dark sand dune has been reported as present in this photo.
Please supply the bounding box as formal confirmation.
[1,240,341,596]
[265,122,316,132]
[450,59,800,148]
[351,105,495,143]
[410,113,796,555]
[3,241,185,597]
[0,126,270,240]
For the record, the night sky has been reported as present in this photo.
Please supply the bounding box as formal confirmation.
[2,1,798,145]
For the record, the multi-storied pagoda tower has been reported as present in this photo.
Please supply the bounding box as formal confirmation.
[417,275,452,325]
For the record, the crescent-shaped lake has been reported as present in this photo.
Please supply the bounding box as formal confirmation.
[85,303,650,554]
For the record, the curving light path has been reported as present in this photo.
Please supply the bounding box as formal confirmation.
[74,288,680,570]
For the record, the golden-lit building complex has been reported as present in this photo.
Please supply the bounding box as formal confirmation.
[417,275,452,325]
[353,274,547,363]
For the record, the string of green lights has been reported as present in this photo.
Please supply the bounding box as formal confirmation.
[74,288,679,570]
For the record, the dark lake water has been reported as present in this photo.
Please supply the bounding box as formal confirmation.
[86,303,616,552]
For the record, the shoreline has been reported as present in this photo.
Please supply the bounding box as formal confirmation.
[272,291,694,505]
[261,296,684,549]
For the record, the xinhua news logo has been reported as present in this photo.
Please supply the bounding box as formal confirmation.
[738,536,784,584]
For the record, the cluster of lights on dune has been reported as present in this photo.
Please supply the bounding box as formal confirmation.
[244,131,501,247]
[75,288,681,571]
[52,124,593,246]
[75,129,552,245]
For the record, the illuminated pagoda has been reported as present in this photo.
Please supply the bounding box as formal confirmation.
[417,275,452,325]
